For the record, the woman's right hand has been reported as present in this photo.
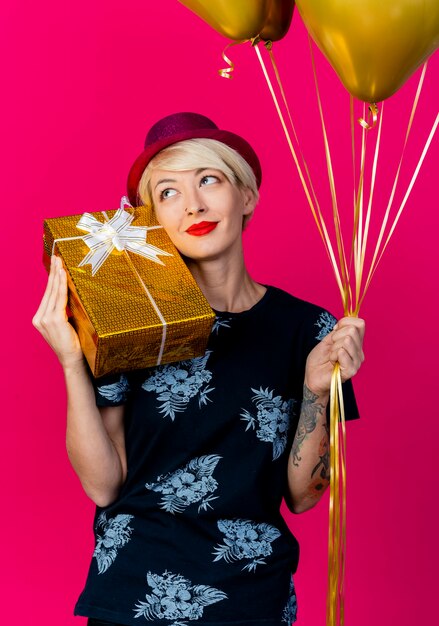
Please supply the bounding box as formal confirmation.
[32,255,84,369]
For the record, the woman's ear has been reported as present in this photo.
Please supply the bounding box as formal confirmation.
[241,187,257,216]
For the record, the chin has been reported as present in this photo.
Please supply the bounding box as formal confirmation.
[179,249,225,264]
[170,230,243,264]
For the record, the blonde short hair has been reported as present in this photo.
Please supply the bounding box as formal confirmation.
[137,138,259,227]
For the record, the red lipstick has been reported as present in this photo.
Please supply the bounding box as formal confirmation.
[186,221,218,236]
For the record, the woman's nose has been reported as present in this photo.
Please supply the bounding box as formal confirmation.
[185,205,205,214]
[184,187,206,215]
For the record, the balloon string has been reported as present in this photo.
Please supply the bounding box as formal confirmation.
[309,38,354,626]
[350,97,357,219]
[355,103,384,314]
[327,367,338,626]
[348,104,365,301]
[309,39,350,314]
[327,363,347,626]
[252,43,346,303]
[339,368,347,626]
[351,108,367,311]
[309,37,351,626]
[265,44,337,294]
[265,44,323,229]
[363,108,439,306]
[360,62,431,307]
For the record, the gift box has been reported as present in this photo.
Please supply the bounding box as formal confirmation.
[43,199,215,377]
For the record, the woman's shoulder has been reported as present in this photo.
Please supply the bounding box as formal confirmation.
[265,284,333,317]
[263,285,338,341]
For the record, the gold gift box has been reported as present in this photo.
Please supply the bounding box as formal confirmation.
[43,204,215,377]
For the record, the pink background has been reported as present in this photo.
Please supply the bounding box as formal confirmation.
[2,1,438,624]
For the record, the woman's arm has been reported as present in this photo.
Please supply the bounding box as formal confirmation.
[286,317,365,514]
[33,255,127,507]
[286,386,329,513]
[64,362,127,507]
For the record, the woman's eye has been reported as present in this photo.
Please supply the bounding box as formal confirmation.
[200,175,219,186]
[160,188,177,200]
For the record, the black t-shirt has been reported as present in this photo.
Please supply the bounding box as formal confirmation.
[75,286,358,626]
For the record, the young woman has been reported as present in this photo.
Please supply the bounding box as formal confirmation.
[33,112,364,626]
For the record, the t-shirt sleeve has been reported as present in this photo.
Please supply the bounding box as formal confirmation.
[90,371,131,407]
[305,307,360,421]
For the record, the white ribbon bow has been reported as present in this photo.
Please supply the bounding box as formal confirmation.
[76,197,171,275]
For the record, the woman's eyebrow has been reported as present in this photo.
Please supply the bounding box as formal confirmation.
[154,178,176,190]
[155,169,215,190]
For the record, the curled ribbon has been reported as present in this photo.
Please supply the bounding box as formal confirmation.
[218,41,248,79]
[358,103,379,130]
[75,197,172,275]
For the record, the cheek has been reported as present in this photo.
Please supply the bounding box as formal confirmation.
[153,203,165,226]
[156,215,186,249]
[226,204,246,229]
[154,205,178,230]
[162,227,182,247]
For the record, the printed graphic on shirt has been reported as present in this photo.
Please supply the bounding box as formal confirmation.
[211,316,232,334]
[213,519,281,572]
[93,512,134,574]
[240,387,296,460]
[141,352,214,420]
[282,578,298,624]
[314,311,337,340]
[134,570,228,624]
[145,455,222,514]
[97,374,130,404]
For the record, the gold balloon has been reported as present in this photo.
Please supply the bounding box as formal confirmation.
[261,0,295,42]
[179,0,294,42]
[295,0,439,102]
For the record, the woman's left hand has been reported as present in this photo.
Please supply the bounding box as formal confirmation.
[304,317,365,398]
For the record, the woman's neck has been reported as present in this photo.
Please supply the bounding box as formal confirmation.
[186,255,266,313]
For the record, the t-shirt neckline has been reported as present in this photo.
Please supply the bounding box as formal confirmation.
[212,285,273,319]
